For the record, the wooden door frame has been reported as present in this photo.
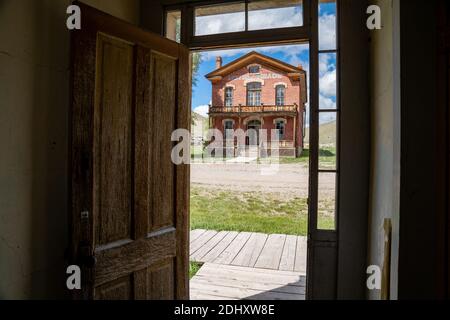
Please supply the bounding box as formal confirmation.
[141,0,370,299]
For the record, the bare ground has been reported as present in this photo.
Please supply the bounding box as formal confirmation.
[191,163,335,200]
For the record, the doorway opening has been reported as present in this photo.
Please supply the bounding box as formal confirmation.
[188,43,311,300]
[165,0,339,300]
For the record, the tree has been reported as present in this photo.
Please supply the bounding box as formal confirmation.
[191,52,203,88]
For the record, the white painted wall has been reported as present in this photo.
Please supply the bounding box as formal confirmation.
[0,0,140,299]
[367,0,401,300]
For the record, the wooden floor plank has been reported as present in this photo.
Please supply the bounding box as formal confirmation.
[254,234,286,270]
[190,230,217,255]
[198,264,305,286]
[190,262,306,301]
[294,236,307,273]
[190,229,207,242]
[190,280,304,300]
[279,235,297,271]
[201,231,239,263]
[191,231,229,261]
[192,276,305,295]
[207,262,305,277]
[213,232,252,265]
[231,233,267,267]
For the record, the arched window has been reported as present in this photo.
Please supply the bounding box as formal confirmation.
[224,87,233,106]
[275,85,285,106]
[247,82,261,106]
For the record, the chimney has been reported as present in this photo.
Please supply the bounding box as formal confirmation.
[216,56,222,69]
[297,64,303,70]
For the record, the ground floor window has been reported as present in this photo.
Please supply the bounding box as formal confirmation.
[275,119,286,140]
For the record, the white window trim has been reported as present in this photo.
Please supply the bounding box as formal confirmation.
[224,84,236,90]
[273,82,288,88]
[222,119,235,126]
[273,118,287,124]
[244,79,264,86]
[244,116,264,125]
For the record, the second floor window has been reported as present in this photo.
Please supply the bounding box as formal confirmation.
[247,82,261,106]
[225,87,233,106]
[276,85,285,106]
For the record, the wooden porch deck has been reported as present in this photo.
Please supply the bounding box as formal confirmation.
[190,230,307,300]
[190,229,307,272]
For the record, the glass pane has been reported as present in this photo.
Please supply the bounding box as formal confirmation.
[248,0,303,30]
[319,52,337,110]
[317,172,336,230]
[319,0,337,50]
[165,10,181,43]
[195,3,245,36]
[319,112,337,170]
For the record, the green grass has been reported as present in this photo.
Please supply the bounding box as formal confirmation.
[191,187,336,236]
[189,262,202,279]
[191,145,204,158]
[265,147,336,169]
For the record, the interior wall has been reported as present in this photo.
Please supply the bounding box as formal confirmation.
[367,0,401,299]
[397,0,443,299]
[0,0,140,299]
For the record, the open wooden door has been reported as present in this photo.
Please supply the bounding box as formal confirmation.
[69,3,190,300]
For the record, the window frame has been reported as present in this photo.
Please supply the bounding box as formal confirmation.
[275,84,286,106]
[275,119,286,140]
[224,87,234,107]
[247,82,262,106]
[176,0,310,50]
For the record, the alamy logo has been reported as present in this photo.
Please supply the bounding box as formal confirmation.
[366,265,381,290]
[367,5,381,30]
[66,265,81,290]
[66,5,81,30]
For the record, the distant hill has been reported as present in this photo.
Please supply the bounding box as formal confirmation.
[191,112,208,140]
[304,121,336,146]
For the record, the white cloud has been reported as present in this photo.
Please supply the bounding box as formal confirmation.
[195,12,245,36]
[196,5,303,37]
[319,13,336,50]
[319,69,336,98]
[248,7,303,31]
[319,94,336,111]
[201,43,309,62]
[193,105,209,117]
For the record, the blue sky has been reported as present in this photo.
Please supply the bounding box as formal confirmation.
[192,2,337,125]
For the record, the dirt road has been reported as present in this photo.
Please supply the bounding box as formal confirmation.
[191,163,335,198]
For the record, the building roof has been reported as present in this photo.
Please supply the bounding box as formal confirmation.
[205,51,308,104]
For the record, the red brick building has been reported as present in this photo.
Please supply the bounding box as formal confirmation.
[206,51,307,157]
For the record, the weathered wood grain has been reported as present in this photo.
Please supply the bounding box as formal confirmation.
[213,232,252,265]
[71,3,190,300]
[231,233,267,267]
[279,235,297,271]
[254,234,286,270]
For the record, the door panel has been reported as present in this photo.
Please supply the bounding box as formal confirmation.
[70,3,190,300]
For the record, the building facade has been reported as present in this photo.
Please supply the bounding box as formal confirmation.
[206,51,307,157]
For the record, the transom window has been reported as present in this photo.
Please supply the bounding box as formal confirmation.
[275,85,285,106]
[225,87,233,106]
[275,120,285,140]
[249,65,260,74]
[247,82,262,106]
